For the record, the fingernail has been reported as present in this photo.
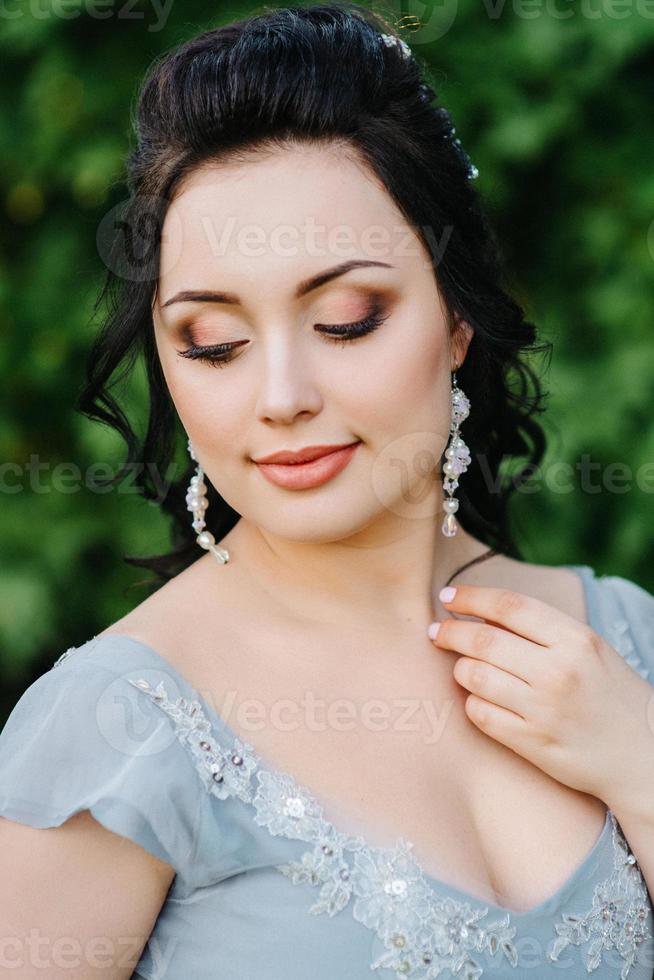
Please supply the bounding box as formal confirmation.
[439,586,457,603]
[427,621,441,641]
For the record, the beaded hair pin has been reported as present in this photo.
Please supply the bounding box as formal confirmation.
[379,32,479,181]
[379,31,412,59]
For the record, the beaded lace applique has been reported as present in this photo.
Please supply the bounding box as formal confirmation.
[127,676,652,979]
[548,814,651,980]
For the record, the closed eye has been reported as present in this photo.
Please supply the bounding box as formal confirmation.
[175,307,390,368]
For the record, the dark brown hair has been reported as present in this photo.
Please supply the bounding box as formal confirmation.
[77,1,552,592]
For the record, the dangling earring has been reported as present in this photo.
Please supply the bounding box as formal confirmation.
[185,438,230,564]
[441,365,471,537]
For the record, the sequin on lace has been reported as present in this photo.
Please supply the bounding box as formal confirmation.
[548,813,652,980]
[127,676,652,979]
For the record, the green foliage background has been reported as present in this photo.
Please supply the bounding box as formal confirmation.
[1,0,653,719]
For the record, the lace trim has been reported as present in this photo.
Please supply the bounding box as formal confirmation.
[548,815,652,980]
[128,676,652,979]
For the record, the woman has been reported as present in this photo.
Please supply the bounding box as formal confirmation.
[0,5,652,978]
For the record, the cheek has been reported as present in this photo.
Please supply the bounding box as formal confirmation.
[354,321,449,437]
[347,322,452,502]
[154,338,248,460]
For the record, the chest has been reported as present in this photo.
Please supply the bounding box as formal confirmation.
[177,620,609,913]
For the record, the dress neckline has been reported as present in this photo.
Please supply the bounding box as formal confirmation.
[99,561,614,918]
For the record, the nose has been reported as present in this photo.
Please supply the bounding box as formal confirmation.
[253,333,322,425]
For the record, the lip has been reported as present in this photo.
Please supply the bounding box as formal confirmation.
[253,442,360,465]
[254,441,361,490]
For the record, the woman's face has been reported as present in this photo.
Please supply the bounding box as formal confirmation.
[152,142,472,545]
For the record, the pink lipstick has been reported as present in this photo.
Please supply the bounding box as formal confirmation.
[254,441,361,489]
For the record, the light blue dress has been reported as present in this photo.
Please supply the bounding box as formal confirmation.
[0,564,653,980]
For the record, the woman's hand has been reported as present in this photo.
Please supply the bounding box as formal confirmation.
[427,584,654,811]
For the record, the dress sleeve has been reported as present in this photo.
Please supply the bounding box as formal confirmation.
[599,574,654,684]
[0,645,207,880]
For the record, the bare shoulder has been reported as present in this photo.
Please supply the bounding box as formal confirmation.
[99,554,219,651]
[463,555,589,627]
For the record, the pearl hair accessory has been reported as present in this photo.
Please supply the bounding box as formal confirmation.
[380,32,479,181]
[449,126,479,180]
[379,31,412,59]
[185,438,230,564]
[441,365,471,537]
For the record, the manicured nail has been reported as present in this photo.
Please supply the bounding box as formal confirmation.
[439,586,457,603]
[427,621,441,641]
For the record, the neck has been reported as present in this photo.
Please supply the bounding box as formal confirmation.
[219,514,496,628]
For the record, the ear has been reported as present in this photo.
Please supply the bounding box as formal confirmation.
[451,316,474,369]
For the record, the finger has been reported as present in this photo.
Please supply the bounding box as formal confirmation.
[464,694,529,747]
[439,584,582,647]
[431,618,546,684]
[453,656,531,718]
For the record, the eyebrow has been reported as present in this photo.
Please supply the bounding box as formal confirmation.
[160,259,395,309]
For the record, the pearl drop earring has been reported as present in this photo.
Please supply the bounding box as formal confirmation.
[441,366,471,537]
[185,438,230,564]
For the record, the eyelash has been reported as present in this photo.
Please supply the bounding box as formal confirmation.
[175,309,390,369]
